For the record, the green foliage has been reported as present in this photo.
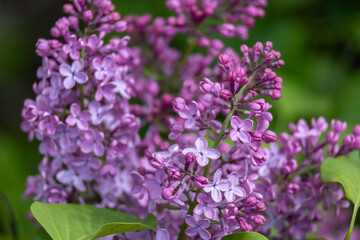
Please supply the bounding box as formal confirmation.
[321,153,360,240]
[30,202,157,240]
[222,232,269,240]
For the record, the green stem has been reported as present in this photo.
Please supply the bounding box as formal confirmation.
[345,203,358,240]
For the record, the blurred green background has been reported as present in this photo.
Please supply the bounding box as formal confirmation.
[0,0,359,239]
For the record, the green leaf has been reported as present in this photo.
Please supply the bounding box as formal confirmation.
[320,155,360,240]
[221,232,269,240]
[30,202,157,240]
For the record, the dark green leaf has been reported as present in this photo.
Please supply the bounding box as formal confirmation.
[222,232,269,240]
[30,202,157,240]
[321,155,360,240]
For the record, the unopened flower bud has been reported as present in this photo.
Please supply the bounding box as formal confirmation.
[263,130,277,143]
[252,131,262,142]
[150,153,164,169]
[161,187,173,200]
[224,204,238,219]
[220,89,231,100]
[286,183,300,194]
[244,196,257,207]
[252,215,265,226]
[256,202,266,212]
[194,176,208,189]
[218,54,230,65]
[199,78,213,93]
[282,159,298,174]
[173,97,186,113]
[228,71,237,82]
[325,131,339,144]
[353,125,360,136]
[331,119,347,133]
[343,134,355,147]
[168,168,181,180]
[185,152,196,170]
[240,221,252,232]
[83,10,93,23]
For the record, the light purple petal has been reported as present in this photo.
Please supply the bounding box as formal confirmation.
[188,101,198,114]
[238,131,252,143]
[95,71,106,80]
[198,219,210,229]
[56,170,74,184]
[233,186,246,197]
[72,59,83,72]
[242,119,254,131]
[193,204,204,215]
[94,143,104,156]
[196,155,208,167]
[73,177,86,192]
[204,148,220,159]
[63,76,75,89]
[80,110,91,120]
[75,72,88,84]
[182,148,197,155]
[185,216,197,227]
[229,129,238,142]
[156,228,170,240]
[217,180,231,191]
[179,110,192,119]
[66,115,77,126]
[70,103,81,116]
[213,169,222,183]
[203,207,215,219]
[224,190,235,202]
[230,116,241,129]
[185,227,198,237]
[185,118,196,128]
[228,172,239,186]
[211,188,222,202]
[59,64,72,77]
[77,120,89,130]
[203,185,213,193]
[199,228,211,240]
[195,137,207,152]
[81,141,93,154]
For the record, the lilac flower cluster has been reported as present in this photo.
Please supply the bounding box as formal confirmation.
[254,118,360,239]
[22,0,142,210]
[134,43,284,239]
[22,0,358,239]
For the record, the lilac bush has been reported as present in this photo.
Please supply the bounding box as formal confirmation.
[21,0,360,239]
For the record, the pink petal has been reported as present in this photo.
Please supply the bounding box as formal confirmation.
[193,204,204,215]
[185,118,196,129]
[179,110,192,119]
[188,101,198,114]
[65,115,77,126]
[70,103,81,116]
[229,129,239,142]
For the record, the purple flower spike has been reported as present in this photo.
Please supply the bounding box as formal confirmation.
[59,59,88,89]
[66,103,91,130]
[204,169,230,202]
[230,116,253,143]
[224,172,246,202]
[182,137,220,167]
[80,129,105,156]
[179,101,198,129]
[193,193,219,219]
[185,215,211,240]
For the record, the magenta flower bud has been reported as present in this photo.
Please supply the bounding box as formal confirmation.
[114,20,127,32]
[239,76,249,86]
[353,125,360,136]
[251,148,266,166]
[211,39,224,50]
[36,39,50,54]
[252,215,266,226]
[325,131,339,144]
[150,153,164,169]
[194,176,209,189]
[343,134,355,147]
[63,4,74,14]
[198,36,210,47]
[244,196,257,207]
[138,166,146,175]
[218,54,230,65]
[256,202,266,212]
[219,23,235,37]
[271,89,282,100]
[354,137,360,150]
[220,89,231,100]
[240,44,248,53]
[173,97,186,113]
[228,71,237,82]
[160,141,170,151]
[168,168,181,180]
[331,119,347,133]
[240,221,252,232]
[263,130,277,143]
[199,78,213,93]
[277,201,288,214]
[185,152,196,165]
[252,131,262,142]
[286,183,300,194]
[282,159,298,174]
[250,99,267,113]
[254,42,264,52]
[161,187,173,200]
[161,94,173,108]
[235,25,248,40]
[224,204,238,220]
[50,27,61,38]
[83,10,93,23]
